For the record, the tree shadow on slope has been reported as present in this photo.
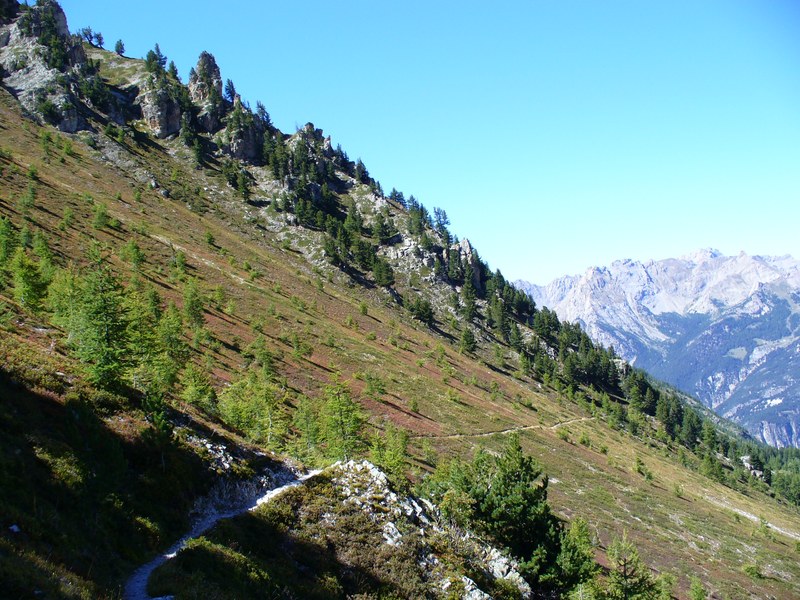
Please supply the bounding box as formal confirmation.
[0,369,225,598]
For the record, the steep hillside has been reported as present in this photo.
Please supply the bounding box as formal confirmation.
[518,250,800,448]
[2,3,800,599]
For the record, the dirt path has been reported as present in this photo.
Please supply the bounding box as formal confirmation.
[703,494,800,542]
[412,416,594,441]
[123,469,321,600]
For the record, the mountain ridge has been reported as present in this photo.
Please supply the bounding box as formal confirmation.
[518,250,800,447]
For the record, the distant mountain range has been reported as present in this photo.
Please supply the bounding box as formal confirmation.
[518,249,800,448]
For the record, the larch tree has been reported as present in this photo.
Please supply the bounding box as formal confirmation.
[604,533,655,600]
[321,376,364,460]
[72,264,129,388]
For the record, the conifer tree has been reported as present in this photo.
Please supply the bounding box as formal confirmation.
[604,533,655,600]
[224,78,237,102]
[0,216,17,267]
[372,257,395,287]
[31,230,54,284]
[72,263,129,388]
[554,517,599,592]
[47,265,82,330]
[478,433,561,583]
[321,376,364,460]
[292,396,321,463]
[370,423,409,481]
[151,301,188,391]
[459,327,477,353]
[461,273,477,321]
[10,247,45,310]
[219,368,286,448]
[182,278,204,328]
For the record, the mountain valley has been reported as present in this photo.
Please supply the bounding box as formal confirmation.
[1,3,800,599]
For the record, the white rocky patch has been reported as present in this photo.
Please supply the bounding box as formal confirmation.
[330,460,532,599]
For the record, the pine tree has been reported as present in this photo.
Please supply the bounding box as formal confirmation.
[31,230,54,284]
[372,257,395,287]
[154,43,167,69]
[224,78,237,102]
[681,409,702,449]
[114,39,124,55]
[461,274,477,321]
[180,363,216,412]
[219,369,287,447]
[125,283,161,373]
[47,265,82,331]
[120,239,144,270]
[555,517,599,592]
[701,420,718,451]
[373,211,395,244]
[477,433,562,584]
[370,423,409,481]
[408,295,434,326]
[152,301,188,390]
[292,396,321,463]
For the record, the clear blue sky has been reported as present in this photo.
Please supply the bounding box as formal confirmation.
[59,0,800,284]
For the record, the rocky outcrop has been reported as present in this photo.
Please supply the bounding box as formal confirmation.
[188,51,224,132]
[136,77,181,138]
[0,0,88,131]
[455,237,482,289]
[331,460,532,599]
[219,97,263,162]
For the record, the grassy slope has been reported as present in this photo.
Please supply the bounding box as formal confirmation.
[0,66,799,600]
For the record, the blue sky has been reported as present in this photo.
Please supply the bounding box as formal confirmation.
[59,1,800,284]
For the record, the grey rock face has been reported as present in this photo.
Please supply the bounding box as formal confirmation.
[0,1,88,131]
[219,97,263,162]
[456,237,482,289]
[188,51,224,132]
[331,460,532,599]
[137,79,181,138]
[188,51,222,104]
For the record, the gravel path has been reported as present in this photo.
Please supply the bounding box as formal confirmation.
[123,469,321,600]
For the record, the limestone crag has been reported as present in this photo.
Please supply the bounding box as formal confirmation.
[136,78,181,138]
[219,96,263,162]
[331,460,532,599]
[188,51,224,132]
[0,0,87,131]
[455,237,482,290]
[518,250,800,447]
